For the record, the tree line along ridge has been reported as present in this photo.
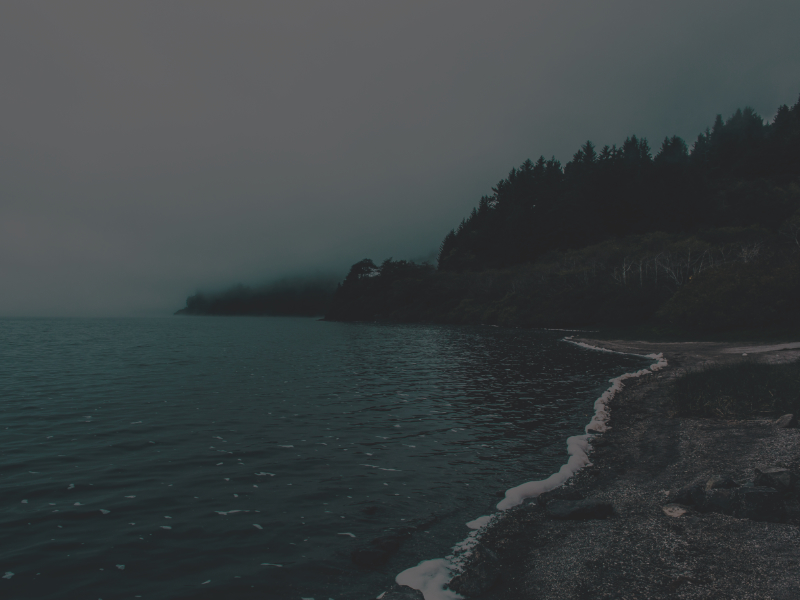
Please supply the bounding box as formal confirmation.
[325,94,800,332]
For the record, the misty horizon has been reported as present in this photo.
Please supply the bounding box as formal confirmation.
[2,1,800,317]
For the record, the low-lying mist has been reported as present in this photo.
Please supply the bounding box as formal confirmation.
[175,274,343,317]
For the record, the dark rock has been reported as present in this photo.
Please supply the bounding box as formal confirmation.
[774,414,797,428]
[671,481,706,506]
[704,488,737,515]
[706,475,739,491]
[754,467,798,493]
[586,427,604,434]
[735,486,787,522]
[546,498,614,520]
[448,546,502,596]
[690,484,708,507]
[537,488,584,507]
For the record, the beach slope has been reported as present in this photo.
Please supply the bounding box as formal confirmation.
[384,340,800,600]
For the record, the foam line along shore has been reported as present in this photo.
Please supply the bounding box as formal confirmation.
[386,340,667,600]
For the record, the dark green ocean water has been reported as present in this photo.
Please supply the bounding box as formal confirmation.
[0,317,648,600]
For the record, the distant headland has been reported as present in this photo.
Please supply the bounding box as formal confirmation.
[179,92,800,335]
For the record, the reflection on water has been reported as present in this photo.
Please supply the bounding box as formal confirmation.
[0,318,647,600]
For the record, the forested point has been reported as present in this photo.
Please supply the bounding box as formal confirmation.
[176,276,338,317]
[325,94,800,332]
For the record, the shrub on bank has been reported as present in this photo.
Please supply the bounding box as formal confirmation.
[670,360,800,418]
[657,256,800,332]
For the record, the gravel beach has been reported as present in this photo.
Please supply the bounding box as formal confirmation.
[381,339,800,600]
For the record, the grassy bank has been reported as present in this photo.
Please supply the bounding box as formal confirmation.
[670,359,800,418]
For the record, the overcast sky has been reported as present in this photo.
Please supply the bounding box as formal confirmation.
[2,1,799,316]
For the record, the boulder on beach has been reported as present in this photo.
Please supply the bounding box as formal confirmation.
[705,475,739,491]
[773,414,797,428]
[736,486,787,522]
[754,467,798,493]
[671,481,705,506]
[704,488,738,514]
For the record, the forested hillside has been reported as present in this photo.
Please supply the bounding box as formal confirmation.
[326,95,800,332]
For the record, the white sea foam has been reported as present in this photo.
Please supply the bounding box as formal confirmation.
[253,524,263,530]
[395,341,667,600]
[498,347,665,509]
[337,532,356,537]
[465,515,492,530]
[254,472,275,476]
[100,509,110,514]
[396,559,460,600]
[2,572,13,579]
[116,565,125,570]
[260,563,283,567]
[360,464,401,472]
[21,499,28,504]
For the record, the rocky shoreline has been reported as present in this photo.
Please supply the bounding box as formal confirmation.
[379,339,800,600]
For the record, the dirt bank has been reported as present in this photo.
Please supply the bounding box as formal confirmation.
[381,339,800,600]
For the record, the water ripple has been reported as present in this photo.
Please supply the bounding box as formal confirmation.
[0,317,648,600]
